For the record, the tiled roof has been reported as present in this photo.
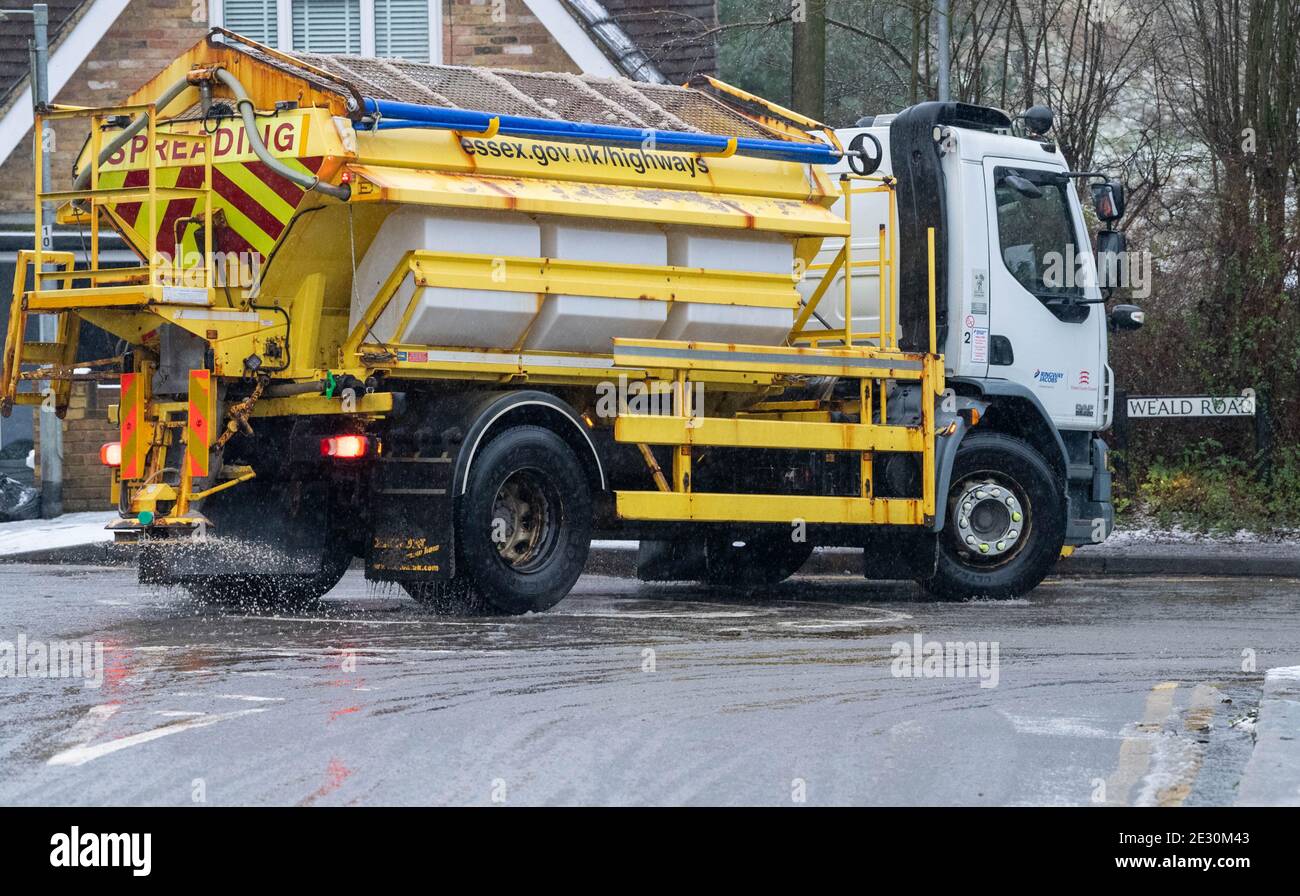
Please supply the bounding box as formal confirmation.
[570,0,718,85]
[0,0,88,108]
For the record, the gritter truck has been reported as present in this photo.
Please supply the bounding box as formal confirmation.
[1,30,1139,613]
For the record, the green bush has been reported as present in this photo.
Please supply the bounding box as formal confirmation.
[1121,439,1300,533]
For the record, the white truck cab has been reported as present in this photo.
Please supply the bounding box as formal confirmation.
[813,114,1111,432]
[801,101,1132,562]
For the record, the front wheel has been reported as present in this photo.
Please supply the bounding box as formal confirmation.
[919,433,1064,600]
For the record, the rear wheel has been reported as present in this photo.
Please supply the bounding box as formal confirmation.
[407,426,591,615]
[919,433,1064,600]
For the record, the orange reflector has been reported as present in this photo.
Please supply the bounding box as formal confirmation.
[120,373,146,480]
[100,442,122,466]
[321,435,370,459]
[187,369,215,478]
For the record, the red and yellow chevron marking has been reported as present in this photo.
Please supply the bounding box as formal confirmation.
[120,372,147,481]
[187,369,215,479]
[98,156,324,262]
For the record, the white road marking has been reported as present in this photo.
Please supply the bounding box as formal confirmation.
[47,709,268,767]
[58,704,119,745]
[52,651,169,756]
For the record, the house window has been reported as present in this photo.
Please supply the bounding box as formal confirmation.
[373,0,431,62]
[222,0,279,46]
[293,0,362,54]
[213,0,440,62]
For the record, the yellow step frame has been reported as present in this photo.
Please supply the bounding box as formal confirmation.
[611,227,943,528]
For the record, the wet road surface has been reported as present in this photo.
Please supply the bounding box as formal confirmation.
[0,564,1296,805]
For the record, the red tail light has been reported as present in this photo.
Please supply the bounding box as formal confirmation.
[100,442,122,467]
[321,435,370,459]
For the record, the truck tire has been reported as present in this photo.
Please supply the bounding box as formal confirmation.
[402,578,487,615]
[703,529,814,592]
[919,432,1064,600]
[443,425,592,615]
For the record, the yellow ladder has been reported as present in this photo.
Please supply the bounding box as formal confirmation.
[1,250,80,417]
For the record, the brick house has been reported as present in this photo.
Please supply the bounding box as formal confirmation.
[0,0,717,508]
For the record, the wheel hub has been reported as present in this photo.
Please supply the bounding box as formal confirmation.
[491,472,553,569]
[954,479,1024,558]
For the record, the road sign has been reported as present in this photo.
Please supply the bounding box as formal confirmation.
[1125,389,1255,419]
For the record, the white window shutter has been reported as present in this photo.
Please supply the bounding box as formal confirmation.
[292,0,363,54]
[223,0,279,46]
[374,0,431,62]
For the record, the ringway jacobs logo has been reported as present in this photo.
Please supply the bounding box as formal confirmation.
[1033,369,1065,385]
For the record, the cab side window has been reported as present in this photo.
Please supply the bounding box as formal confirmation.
[993,167,1086,313]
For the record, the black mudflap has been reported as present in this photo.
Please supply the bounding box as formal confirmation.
[138,480,335,584]
[636,538,707,582]
[862,527,938,580]
[365,456,455,583]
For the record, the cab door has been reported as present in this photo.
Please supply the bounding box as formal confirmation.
[982,157,1105,431]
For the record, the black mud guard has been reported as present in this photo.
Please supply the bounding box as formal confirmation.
[862,527,938,580]
[364,390,604,584]
[365,453,457,583]
[636,537,707,582]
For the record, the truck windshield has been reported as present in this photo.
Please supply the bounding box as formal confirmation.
[993,166,1084,304]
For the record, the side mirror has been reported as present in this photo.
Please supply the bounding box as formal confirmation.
[1091,180,1126,222]
[1109,304,1144,331]
[1095,229,1126,289]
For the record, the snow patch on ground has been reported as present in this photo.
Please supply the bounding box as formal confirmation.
[1265,665,1300,683]
[1229,713,1257,737]
[1133,731,1203,807]
[1110,518,1300,546]
[1001,712,1117,739]
[0,511,116,557]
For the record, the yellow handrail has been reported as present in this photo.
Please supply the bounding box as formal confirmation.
[33,105,215,294]
[790,175,896,349]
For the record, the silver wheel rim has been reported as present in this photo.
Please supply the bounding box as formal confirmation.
[951,475,1028,562]
[490,470,557,572]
